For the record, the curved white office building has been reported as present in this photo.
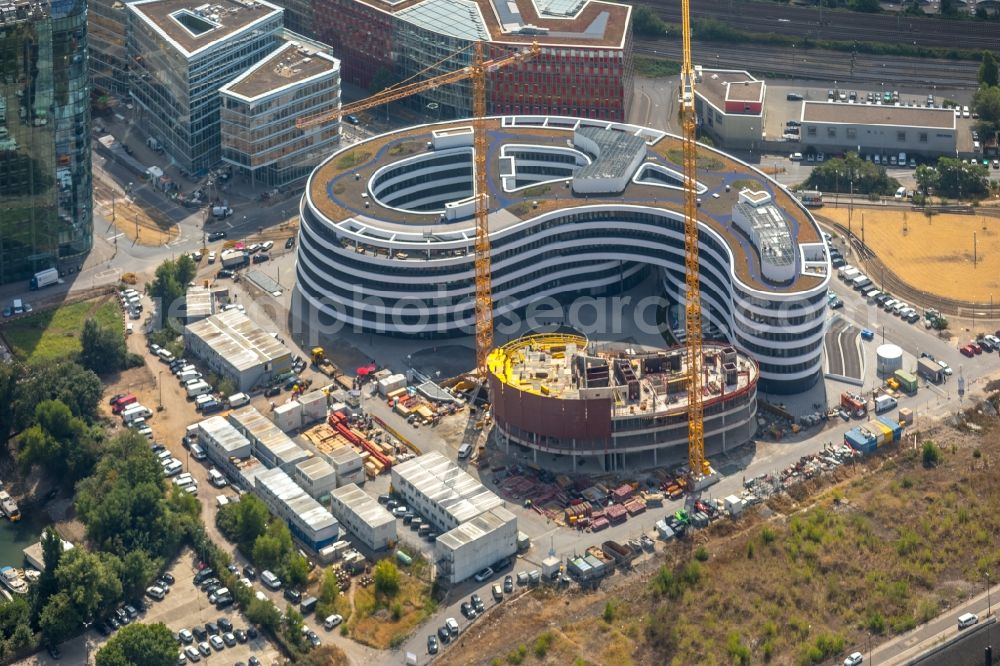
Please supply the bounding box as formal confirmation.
[295,117,831,393]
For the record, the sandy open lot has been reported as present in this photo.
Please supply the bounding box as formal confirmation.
[818,207,1000,303]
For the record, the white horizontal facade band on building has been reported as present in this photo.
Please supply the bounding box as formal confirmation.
[292,116,831,394]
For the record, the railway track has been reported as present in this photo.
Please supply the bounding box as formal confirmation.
[635,39,981,89]
[635,0,1000,51]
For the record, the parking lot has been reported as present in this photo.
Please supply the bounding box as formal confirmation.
[18,551,280,666]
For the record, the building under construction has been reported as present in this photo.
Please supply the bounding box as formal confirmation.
[487,334,758,472]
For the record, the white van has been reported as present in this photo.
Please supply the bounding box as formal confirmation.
[121,404,152,421]
[177,370,201,384]
[186,381,212,398]
[138,427,154,441]
[958,612,978,629]
[172,473,194,486]
[894,186,906,199]
[260,570,281,590]
[324,614,343,630]
[228,392,250,408]
[208,468,227,488]
[163,460,183,477]
[157,348,175,363]
[457,443,473,459]
[190,443,207,461]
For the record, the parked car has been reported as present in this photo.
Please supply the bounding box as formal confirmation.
[960,345,976,358]
[427,634,439,654]
[208,231,227,241]
[252,253,269,264]
[474,567,494,582]
[285,237,295,249]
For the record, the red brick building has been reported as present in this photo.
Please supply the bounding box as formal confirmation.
[314,0,633,121]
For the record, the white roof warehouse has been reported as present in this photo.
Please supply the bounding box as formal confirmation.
[183,309,291,391]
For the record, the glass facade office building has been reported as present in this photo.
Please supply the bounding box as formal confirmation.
[127,0,284,174]
[0,0,92,285]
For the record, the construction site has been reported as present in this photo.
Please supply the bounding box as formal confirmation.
[486,333,759,472]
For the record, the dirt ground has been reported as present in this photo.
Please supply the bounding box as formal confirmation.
[93,182,180,246]
[818,207,1000,302]
[436,396,1000,666]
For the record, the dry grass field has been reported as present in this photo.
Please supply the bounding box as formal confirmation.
[817,207,1000,303]
[438,394,1000,666]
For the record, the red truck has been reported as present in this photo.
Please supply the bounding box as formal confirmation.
[111,394,137,414]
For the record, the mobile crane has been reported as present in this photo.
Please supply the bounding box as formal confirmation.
[296,42,540,377]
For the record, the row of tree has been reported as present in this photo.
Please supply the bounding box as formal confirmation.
[914,158,991,198]
[215,494,311,589]
[974,52,1000,154]
[802,153,900,196]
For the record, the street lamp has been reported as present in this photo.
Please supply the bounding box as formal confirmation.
[987,571,992,617]
[157,370,163,410]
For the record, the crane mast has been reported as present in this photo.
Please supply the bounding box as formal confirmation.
[471,42,494,377]
[679,0,709,478]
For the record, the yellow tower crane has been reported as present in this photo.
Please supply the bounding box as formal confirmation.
[296,41,540,377]
[679,0,711,479]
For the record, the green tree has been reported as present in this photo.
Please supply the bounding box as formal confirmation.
[973,85,1000,138]
[13,360,102,430]
[284,554,310,590]
[32,529,65,621]
[980,51,999,87]
[914,164,940,195]
[940,0,957,15]
[75,431,184,559]
[315,568,340,620]
[0,364,22,445]
[17,400,101,486]
[632,6,668,37]
[245,598,281,632]
[148,259,185,329]
[80,318,127,374]
[175,254,197,287]
[374,560,401,598]
[804,152,899,196]
[39,591,82,646]
[282,605,306,649]
[119,551,157,603]
[55,549,123,622]
[237,495,270,552]
[95,623,177,666]
[934,157,989,198]
[251,535,284,571]
[0,596,34,652]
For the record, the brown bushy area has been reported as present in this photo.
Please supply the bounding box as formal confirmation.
[439,394,1000,666]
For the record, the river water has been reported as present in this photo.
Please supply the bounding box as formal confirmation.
[0,510,50,569]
